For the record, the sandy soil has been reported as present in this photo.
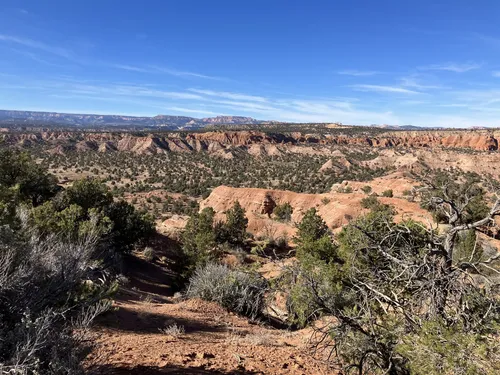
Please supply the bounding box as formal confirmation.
[86,251,334,375]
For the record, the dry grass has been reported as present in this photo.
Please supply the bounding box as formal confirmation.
[159,323,185,337]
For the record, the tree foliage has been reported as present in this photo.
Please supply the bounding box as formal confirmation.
[180,201,250,276]
[0,209,115,374]
[181,207,219,272]
[221,200,248,245]
[0,149,59,206]
[273,202,293,222]
[295,208,329,245]
[285,174,500,374]
[31,178,154,252]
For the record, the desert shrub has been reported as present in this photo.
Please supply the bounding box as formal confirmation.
[338,186,353,193]
[321,197,331,205]
[181,203,250,277]
[30,178,154,252]
[64,178,113,211]
[453,229,483,263]
[420,170,490,225]
[381,189,393,197]
[0,150,59,226]
[103,200,155,251]
[142,246,155,261]
[295,208,329,245]
[275,233,289,249]
[160,323,185,337]
[360,195,379,209]
[0,149,59,206]
[293,208,336,262]
[397,320,500,375]
[30,202,113,241]
[361,196,396,217]
[361,185,372,194]
[0,213,114,374]
[283,257,345,327]
[284,208,339,326]
[273,202,293,222]
[186,263,268,319]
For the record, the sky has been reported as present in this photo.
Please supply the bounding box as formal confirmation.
[1,1,500,126]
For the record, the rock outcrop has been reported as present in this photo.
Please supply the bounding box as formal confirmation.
[200,185,432,237]
[3,129,500,155]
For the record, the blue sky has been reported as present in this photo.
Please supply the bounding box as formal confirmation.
[1,1,500,126]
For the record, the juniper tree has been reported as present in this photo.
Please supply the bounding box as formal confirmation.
[286,171,500,374]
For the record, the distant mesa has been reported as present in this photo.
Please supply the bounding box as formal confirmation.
[0,108,496,130]
[0,110,264,129]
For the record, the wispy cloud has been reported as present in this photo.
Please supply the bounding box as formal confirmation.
[338,70,381,76]
[400,76,443,90]
[4,76,399,124]
[150,65,224,80]
[400,100,428,105]
[492,71,500,77]
[166,107,219,116]
[10,48,68,68]
[350,84,420,94]
[112,64,150,73]
[419,62,481,73]
[188,89,267,102]
[473,33,500,48]
[112,63,225,80]
[0,34,72,59]
[436,103,469,108]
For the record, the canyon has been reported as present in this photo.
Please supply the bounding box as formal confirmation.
[2,125,500,374]
[3,128,500,154]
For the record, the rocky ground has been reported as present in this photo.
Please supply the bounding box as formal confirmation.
[86,252,334,375]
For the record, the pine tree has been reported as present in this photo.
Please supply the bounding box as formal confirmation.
[223,201,248,245]
[295,208,329,245]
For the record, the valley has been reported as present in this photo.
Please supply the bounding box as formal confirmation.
[2,125,500,374]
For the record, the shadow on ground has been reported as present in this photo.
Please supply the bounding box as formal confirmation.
[89,364,263,375]
[95,306,226,335]
[115,233,184,303]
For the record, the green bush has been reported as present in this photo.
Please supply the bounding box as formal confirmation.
[273,202,293,222]
[181,207,219,273]
[0,149,59,206]
[420,170,489,225]
[186,263,268,319]
[286,199,499,374]
[398,320,500,375]
[295,208,329,245]
[321,197,331,205]
[0,150,59,225]
[381,189,393,197]
[0,215,114,374]
[30,178,154,252]
[218,201,248,245]
[361,185,372,194]
[360,195,379,210]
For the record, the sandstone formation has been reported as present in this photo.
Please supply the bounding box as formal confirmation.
[331,172,420,197]
[3,129,500,155]
[200,185,432,238]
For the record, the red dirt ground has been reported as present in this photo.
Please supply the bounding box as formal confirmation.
[86,250,335,375]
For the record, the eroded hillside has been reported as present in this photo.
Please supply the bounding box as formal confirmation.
[3,128,500,154]
[2,127,500,374]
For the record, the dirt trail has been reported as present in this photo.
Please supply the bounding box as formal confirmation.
[87,246,334,375]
